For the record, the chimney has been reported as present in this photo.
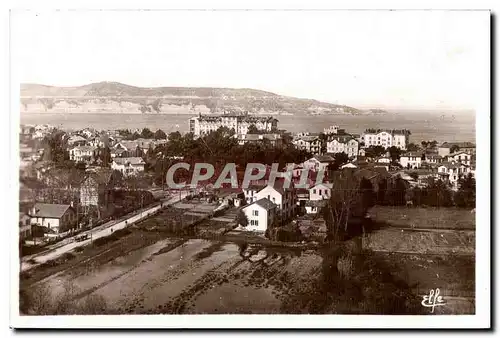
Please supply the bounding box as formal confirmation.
[70,201,74,208]
[30,205,36,216]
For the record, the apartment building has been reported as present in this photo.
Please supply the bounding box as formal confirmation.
[326,135,359,159]
[293,135,322,155]
[361,129,411,150]
[189,112,278,137]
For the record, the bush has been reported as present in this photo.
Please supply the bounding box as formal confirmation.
[337,254,354,279]
[267,226,303,242]
[60,252,75,262]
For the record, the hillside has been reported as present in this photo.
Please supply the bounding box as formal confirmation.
[20,82,365,116]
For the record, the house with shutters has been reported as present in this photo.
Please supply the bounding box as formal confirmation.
[239,198,277,232]
[28,203,77,235]
[111,157,145,176]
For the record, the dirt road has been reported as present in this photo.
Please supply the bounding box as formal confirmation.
[21,191,190,271]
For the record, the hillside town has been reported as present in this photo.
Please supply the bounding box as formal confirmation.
[19,111,476,315]
[19,112,475,242]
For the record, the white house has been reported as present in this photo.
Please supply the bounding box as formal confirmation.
[69,146,97,163]
[253,180,296,220]
[400,152,422,169]
[302,155,335,172]
[446,151,472,166]
[111,157,145,176]
[326,136,359,159]
[240,198,277,232]
[437,162,471,189]
[425,154,443,165]
[67,135,87,147]
[309,182,333,201]
[28,203,77,235]
[293,135,322,155]
[341,163,357,169]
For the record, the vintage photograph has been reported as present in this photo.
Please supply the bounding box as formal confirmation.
[11,9,490,328]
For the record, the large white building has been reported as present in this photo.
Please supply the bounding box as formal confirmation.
[189,112,278,137]
[326,135,359,159]
[361,129,411,150]
[293,135,322,155]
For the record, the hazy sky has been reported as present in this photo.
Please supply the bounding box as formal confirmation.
[11,10,489,109]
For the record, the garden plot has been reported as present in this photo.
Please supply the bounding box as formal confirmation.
[364,228,475,255]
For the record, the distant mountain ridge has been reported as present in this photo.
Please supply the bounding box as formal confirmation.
[20,81,373,116]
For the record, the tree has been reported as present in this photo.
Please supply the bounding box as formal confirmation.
[141,128,155,139]
[425,178,454,207]
[237,210,249,227]
[407,143,420,152]
[450,145,460,154]
[329,152,349,171]
[387,146,402,162]
[99,146,111,166]
[364,145,386,158]
[454,174,476,208]
[408,172,419,181]
[154,129,167,140]
[385,176,408,206]
[247,124,259,134]
[323,170,373,242]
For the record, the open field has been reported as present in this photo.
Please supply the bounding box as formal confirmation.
[368,206,476,230]
[363,228,475,255]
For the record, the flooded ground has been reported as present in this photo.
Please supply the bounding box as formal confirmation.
[38,238,322,314]
[24,227,475,315]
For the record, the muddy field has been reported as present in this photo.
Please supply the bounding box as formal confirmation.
[21,233,475,315]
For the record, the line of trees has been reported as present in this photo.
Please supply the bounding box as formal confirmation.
[144,127,312,186]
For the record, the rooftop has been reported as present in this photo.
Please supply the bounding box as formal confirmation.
[29,203,72,219]
[112,157,145,165]
[255,198,278,210]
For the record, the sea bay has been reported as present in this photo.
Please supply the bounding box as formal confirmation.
[20,111,476,143]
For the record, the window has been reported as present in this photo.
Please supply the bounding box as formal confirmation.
[253,210,259,216]
[319,190,322,196]
[313,189,316,194]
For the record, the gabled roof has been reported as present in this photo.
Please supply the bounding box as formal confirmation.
[68,135,86,143]
[30,203,72,219]
[449,151,471,157]
[438,162,467,169]
[112,157,145,165]
[305,199,328,207]
[310,182,333,190]
[313,155,335,163]
[401,152,423,157]
[71,145,97,152]
[252,198,277,211]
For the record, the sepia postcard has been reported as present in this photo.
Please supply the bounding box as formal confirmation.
[9,8,490,329]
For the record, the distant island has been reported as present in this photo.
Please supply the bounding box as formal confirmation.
[20,81,383,116]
